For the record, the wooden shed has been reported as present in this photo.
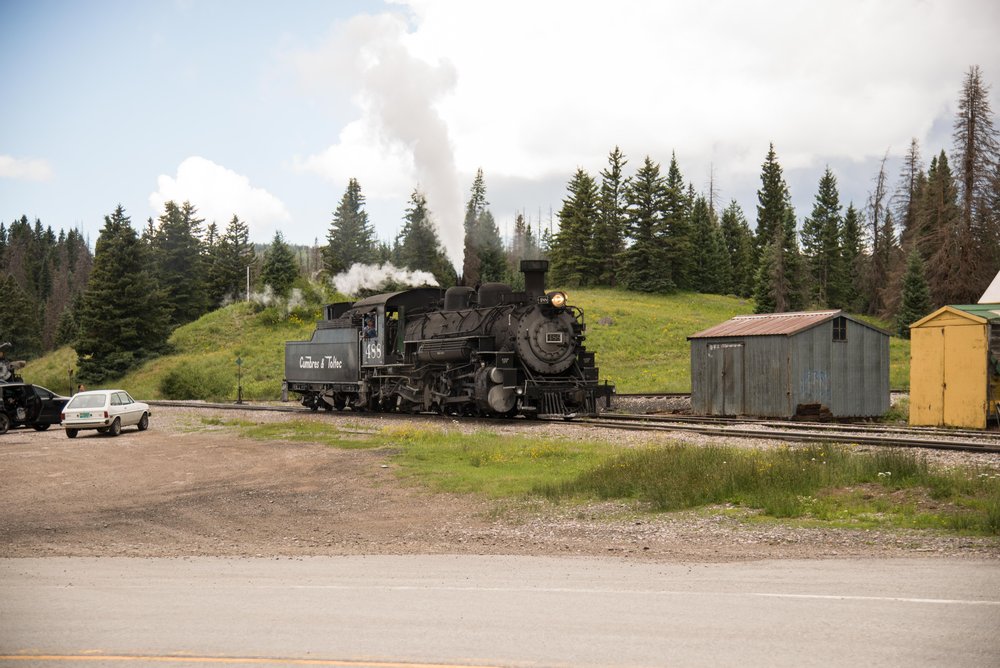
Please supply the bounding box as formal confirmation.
[688,310,890,418]
[909,304,1000,429]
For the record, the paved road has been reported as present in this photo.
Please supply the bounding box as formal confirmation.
[1,556,998,667]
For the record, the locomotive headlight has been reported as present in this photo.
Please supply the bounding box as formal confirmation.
[548,291,567,308]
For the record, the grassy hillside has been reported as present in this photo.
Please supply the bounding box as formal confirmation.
[21,288,911,399]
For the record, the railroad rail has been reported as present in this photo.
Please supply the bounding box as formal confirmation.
[579,413,1000,453]
[148,400,1000,454]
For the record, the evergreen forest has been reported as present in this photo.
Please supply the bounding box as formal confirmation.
[2,65,998,382]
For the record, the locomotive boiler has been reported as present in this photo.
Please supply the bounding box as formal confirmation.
[284,260,612,418]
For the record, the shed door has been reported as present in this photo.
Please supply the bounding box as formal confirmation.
[708,343,744,416]
[910,325,986,428]
[943,325,987,428]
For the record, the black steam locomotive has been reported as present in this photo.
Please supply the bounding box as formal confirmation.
[284,260,612,418]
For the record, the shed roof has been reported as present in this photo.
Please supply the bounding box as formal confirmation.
[910,304,1000,328]
[689,310,847,339]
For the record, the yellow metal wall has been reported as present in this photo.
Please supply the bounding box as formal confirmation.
[910,311,987,429]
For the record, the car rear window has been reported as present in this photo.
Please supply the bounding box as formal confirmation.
[67,394,107,409]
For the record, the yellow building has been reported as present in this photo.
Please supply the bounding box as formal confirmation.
[909,304,1000,429]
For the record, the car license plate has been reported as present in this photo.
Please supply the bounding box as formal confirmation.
[79,412,91,418]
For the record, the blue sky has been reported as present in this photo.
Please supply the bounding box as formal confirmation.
[2,0,999,271]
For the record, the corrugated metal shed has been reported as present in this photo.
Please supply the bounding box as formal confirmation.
[909,304,1000,429]
[688,310,890,418]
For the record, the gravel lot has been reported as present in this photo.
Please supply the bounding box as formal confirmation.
[1,404,998,562]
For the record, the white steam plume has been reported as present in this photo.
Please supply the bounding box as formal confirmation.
[295,13,464,270]
[334,262,439,297]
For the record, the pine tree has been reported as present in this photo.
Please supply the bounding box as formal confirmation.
[751,145,804,312]
[207,215,256,306]
[754,143,787,260]
[801,167,844,307]
[840,203,865,311]
[324,178,376,275]
[922,151,965,305]
[719,201,755,297]
[260,231,299,297]
[76,206,168,383]
[593,146,629,286]
[864,155,893,315]
[551,168,599,286]
[395,188,456,287]
[689,195,730,294]
[475,210,507,283]
[661,154,695,290]
[150,200,208,327]
[0,273,42,359]
[619,156,672,292]
[461,168,488,285]
[951,65,1000,298]
[895,138,925,250]
[896,249,931,338]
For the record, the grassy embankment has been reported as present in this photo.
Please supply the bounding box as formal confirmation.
[23,287,911,398]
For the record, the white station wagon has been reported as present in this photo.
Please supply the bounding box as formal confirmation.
[61,389,151,438]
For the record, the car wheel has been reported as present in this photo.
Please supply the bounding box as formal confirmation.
[0,414,9,435]
[108,418,122,437]
[66,428,78,438]
[137,413,149,431]
[32,423,52,431]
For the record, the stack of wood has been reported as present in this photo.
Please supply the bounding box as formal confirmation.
[794,403,833,421]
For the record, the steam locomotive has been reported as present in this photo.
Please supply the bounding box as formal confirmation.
[284,260,612,418]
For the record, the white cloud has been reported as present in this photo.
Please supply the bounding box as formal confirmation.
[290,0,1000,250]
[150,157,291,237]
[0,155,53,181]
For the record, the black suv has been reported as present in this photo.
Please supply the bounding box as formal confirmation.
[0,383,70,434]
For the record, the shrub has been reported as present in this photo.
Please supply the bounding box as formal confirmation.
[159,361,233,401]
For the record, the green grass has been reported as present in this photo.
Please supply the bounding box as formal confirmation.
[204,417,1000,535]
[565,289,754,392]
[21,286,913,398]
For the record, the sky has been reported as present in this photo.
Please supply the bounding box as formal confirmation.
[2,0,999,271]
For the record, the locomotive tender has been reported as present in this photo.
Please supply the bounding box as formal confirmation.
[284,260,612,418]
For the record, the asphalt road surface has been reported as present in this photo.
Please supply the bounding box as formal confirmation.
[1,556,998,668]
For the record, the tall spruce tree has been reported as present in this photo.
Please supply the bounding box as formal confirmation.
[951,65,1000,298]
[460,169,505,284]
[719,201,755,297]
[395,189,456,287]
[324,178,376,275]
[689,195,730,294]
[840,203,865,312]
[754,143,787,261]
[260,231,298,298]
[0,273,42,359]
[801,167,845,307]
[76,206,168,383]
[619,156,672,292]
[661,153,695,290]
[752,146,804,312]
[207,215,256,306]
[922,151,966,305]
[593,146,629,286]
[895,138,925,250]
[896,249,931,338]
[551,168,599,286]
[150,200,208,327]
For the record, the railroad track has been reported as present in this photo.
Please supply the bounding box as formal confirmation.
[150,400,1000,454]
[579,413,1000,454]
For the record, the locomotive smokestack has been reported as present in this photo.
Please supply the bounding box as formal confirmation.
[520,259,549,299]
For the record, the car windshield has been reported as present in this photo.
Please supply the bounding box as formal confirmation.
[67,394,107,409]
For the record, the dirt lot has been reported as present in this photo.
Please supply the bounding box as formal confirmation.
[2,405,998,562]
